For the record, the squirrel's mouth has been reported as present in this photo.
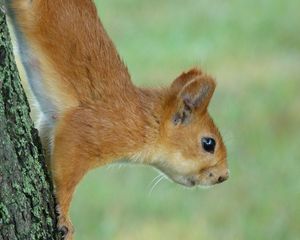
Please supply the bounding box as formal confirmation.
[166,174,200,187]
[166,173,227,188]
[154,162,229,187]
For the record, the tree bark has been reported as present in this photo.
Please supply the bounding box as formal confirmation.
[0,8,61,240]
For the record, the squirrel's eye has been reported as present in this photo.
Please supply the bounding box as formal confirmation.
[201,137,216,153]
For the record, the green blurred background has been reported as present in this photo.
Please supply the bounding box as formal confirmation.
[67,0,300,240]
[72,0,300,239]
[21,0,300,239]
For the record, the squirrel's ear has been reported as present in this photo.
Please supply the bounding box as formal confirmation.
[171,71,216,125]
[171,68,203,92]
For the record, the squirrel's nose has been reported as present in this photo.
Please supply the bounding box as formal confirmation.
[217,176,227,183]
[217,171,229,183]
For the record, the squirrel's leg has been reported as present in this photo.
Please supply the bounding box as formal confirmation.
[51,110,92,239]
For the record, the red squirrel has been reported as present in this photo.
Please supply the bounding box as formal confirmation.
[6,0,229,239]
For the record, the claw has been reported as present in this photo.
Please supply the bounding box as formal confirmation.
[59,225,69,239]
[57,213,74,240]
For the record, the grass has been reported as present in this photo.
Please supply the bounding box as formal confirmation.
[21,0,300,239]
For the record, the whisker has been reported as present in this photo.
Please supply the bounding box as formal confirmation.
[148,174,163,188]
[148,174,165,196]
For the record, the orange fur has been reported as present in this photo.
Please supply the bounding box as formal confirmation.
[7,0,229,239]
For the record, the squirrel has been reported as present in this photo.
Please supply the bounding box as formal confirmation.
[5,0,229,239]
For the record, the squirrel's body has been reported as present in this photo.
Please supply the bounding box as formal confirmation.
[6,0,229,239]
[10,0,133,113]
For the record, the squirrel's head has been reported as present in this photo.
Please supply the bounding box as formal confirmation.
[153,68,229,187]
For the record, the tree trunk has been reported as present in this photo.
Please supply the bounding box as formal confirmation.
[0,8,61,240]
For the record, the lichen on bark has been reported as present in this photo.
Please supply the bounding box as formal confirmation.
[0,8,61,240]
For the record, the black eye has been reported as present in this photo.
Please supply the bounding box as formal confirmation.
[201,137,216,153]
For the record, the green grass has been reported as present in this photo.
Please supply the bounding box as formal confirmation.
[67,0,300,239]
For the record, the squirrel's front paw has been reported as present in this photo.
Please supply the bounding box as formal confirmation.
[58,215,74,240]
